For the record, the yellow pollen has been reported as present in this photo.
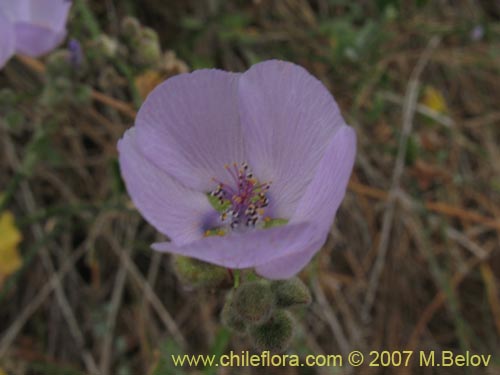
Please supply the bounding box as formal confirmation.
[249,178,257,184]
[264,217,271,222]
[257,208,265,216]
[204,230,211,237]
[217,229,225,236]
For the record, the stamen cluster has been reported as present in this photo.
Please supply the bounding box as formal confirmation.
[210,163,270,230]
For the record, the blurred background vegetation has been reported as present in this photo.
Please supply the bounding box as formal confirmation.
[1,0,499,374]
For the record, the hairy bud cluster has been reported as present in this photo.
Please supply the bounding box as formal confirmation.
[221,277,311,352]
[120,16,161,67]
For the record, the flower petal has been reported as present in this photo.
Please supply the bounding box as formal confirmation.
[257,126,355,279]
[238,60,346,218]
[152,222,321,273]
[135,70,246,192]
[0,1,29,21]
[28,0,71,30]
[13,23,66,56]
[118,128,215,245]
[0,12,15,68]
[255,239,324,279]
[291,125,356,234]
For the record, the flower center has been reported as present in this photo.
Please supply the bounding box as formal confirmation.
[208,163,271,234]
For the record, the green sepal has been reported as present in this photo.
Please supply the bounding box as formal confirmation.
[172,256,228,288]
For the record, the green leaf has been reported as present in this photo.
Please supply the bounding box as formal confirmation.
[203,328,231,375]
[150,339,186,375]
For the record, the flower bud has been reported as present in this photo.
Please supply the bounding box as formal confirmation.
[221,290,247,334]
[271,277,312,308]
[121,16,142,41]
[172,256,228,288]
[131,27,161,67]
[41,77,72,107]
[94,34,119,60]
[233,280,274,324]
[45,50,73,80]
[250,310,294,352]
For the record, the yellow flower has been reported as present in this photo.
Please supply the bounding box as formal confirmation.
[422,86,448,113]
[0,211,23,287]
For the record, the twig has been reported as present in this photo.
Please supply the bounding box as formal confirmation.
[361,36,441,321]
[379,91,454,128]
[348,181,500,231]
[99,219,139,375]
[2,128,101,374]
[107,237,187,348]
[405,237,494,353]
[0,245,87,359]
[311,278,350,358]
[445,227,488,259]
[15,55,137,119]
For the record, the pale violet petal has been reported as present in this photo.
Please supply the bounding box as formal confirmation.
[118,128,215,245]
[136,69,246,192]
[0,11,15,68]
[290,125,356,234]
[238,60,345,218]
[28,0,71,30]
[14,23,66,56]
[152,222,321,273]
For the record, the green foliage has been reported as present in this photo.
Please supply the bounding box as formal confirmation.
[318,19,384,64]
[249,310,294,352]
[203,328,231,375]
[405,135,420,166]
[150,339,186,375]
[271,277,312,308]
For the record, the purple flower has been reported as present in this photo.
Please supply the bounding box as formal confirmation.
[118,60,356,279]
[68,38,83,68]
[0,0,72,68]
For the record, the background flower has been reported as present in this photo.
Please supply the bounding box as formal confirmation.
[0,0,72,68]
[118,60,356,279]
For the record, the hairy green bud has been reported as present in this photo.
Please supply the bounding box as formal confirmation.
[94,34,119,59]
[121,16,142,41]
[132,27,161,67]
[41,77,72,107]
[221,290,247,334]
[233,281,274,324]
[46,50,73,79]
[271,277,312,308]
[250,310,294,352]
[173,256,228,288]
